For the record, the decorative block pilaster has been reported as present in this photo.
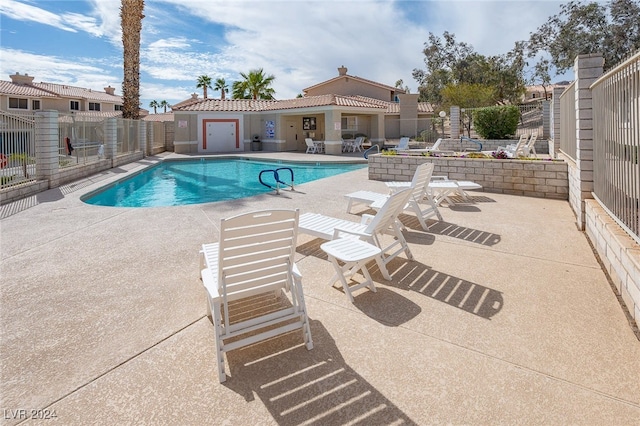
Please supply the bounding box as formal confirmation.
[104,118,117,163]
[35,110,59,187]
[138,121,147,156]
[450,106,460,139]
[573,53,604,230]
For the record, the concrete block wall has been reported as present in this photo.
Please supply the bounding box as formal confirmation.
[585,200,640,329]
[368,154,568,199]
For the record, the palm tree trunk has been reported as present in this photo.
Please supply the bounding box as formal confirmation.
[121,0,145,119]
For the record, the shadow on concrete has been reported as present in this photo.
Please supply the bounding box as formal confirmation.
[424,220,501,247]
[223,318,419,425]
[381,258,504,320]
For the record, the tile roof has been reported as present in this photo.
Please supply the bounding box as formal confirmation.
[0,81,57,98]
[172,98,278,112]
[57,111,123,123]
[142,112,174,122]
[0,80,122,103]
[171,94,435,114]
[32,82,122,102]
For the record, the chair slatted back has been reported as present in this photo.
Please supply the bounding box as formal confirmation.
[218,210,299,302]
[410,163,435,203]
[364,188,412,235]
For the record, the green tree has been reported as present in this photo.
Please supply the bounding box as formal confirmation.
[413,31,526,106]
[441,83,496,137]
[148,100,159,113]
[196,75,213,99]
[159,100,169,112]
[121,0,145,119]
[214,78,228,100]
[527,0,640,73]
[232,68,276,100]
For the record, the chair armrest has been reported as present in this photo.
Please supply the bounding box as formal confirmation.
[292,263,302,281]
[360,214,375,225]
[332,227,368,239]
[431,175,450,181]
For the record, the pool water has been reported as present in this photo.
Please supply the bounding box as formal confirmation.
[82,159,366,207]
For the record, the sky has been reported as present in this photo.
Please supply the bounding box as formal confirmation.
[0,0,577,112]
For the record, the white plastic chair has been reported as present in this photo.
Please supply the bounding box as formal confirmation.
[305,138,319,154]
[200,209,313,382]
[299,188,414,279]
[344,163,443,230]
[389,137,410,152]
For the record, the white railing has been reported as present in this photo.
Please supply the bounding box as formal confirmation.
[0,110,36,189]
[592,51,640,241]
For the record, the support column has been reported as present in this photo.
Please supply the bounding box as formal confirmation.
[542,100,550,139]
[138,121,147,156]
[449,106,460,139]
[35,110,59,188]
[573,53,604,230]
[323,110,343,155]
[104,118,117,164]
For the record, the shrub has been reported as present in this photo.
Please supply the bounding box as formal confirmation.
[473,105,520,139]
[491,150,510,159]
[463,152,489,158]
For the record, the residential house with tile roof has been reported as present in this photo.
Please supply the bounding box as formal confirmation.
[171,66,435,154]
[0,73,124,115]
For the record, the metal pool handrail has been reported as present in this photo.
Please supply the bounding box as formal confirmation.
[364,144,379,159]
[258,167,295,194]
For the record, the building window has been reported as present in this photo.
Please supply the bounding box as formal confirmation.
[115,104,123,111]
[89,102,101,111]
[70,101,80,111]
[9,97,28,109]
[32,100,41,110]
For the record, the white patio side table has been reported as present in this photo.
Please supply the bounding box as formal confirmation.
[320,238,382,303]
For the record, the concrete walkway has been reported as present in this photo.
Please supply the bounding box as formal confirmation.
[1,152,639,425]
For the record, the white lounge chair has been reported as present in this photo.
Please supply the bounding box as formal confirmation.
[299,188,414,279]
[388,137,410,152]
[343,163,443,230]
[522,133,538,157]
[394,138,443,154]
[200,209,313,383]
[498,134,529,158]
[385,174,483,206]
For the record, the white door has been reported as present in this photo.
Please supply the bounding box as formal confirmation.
[285,120,299,151]
[204,121,237,152]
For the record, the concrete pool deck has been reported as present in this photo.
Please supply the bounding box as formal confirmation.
[1,152,639,425]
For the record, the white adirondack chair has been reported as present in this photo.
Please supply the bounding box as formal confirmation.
[200,209,313,383]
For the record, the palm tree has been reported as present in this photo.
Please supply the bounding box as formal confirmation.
[149,100,159,113]
[196,75,213,99]
[121,0,145,119]
[160,100,169,112]
[214,78,228,100]
[234,68,276,100]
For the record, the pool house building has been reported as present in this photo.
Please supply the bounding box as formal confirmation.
[170,66,435,154]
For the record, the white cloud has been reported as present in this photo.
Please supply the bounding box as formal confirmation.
[1,0,583,107]
[0,0,76,31]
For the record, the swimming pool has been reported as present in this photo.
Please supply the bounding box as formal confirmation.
[82,158,366,207]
